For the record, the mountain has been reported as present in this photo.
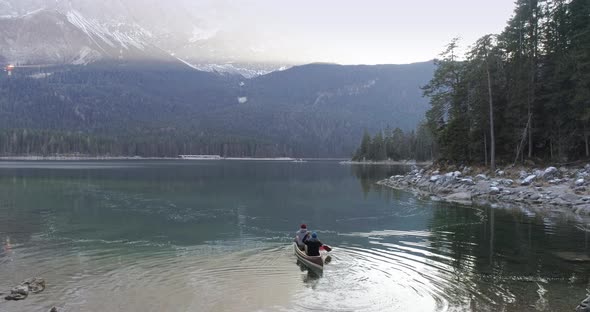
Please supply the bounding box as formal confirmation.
[0,1,292,76]
[0,9,171,65]
[0,61,434,157]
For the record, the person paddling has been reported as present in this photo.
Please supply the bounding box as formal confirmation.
[294,224,309,250]
[303,232,323,256]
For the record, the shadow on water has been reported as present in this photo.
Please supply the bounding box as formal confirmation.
[351,164,413,196]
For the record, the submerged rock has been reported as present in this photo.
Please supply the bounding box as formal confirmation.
[4,277,45,301]
[5,285,28,301]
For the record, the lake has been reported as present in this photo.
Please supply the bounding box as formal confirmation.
[0,160,589,311]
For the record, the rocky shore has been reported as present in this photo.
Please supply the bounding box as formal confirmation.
[378,164,590,215]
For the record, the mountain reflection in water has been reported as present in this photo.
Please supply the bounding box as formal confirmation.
[0,160,588,312]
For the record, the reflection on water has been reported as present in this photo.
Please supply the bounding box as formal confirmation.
[0,160,588,312]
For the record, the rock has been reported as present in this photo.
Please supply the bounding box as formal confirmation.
[496,170,505,176]
[22,278,46,294]
[542,167,558,180]
[576,178,585,186]
[4,277,45,301]
[459,178,475,185]
[576,186,587,193]
[521,175,536,186]
[499,179,514,186]
[560,193,580,203]
[489,187,501,195]
[574,204,590,214]
[5,285,28,301]
[490,181,499,187]
[519,171,529,179]
[50,307,58,312]
[453,171,462,177]
[445,192,472,202]
[551,197,570,206]
[475,174,488,181]
[529,194,540,201]
[432,170,440,175]
[429,175,441,182]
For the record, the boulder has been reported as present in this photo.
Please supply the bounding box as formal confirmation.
[521,175,536,186]
[489,187,501,195]
[519,171,528,179]
[542,167,558,180]
[496,170,505,176]
[430,175,441,183]
[576,178,585,186]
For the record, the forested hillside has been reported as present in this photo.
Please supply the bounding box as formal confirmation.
[424,0,590,167]
[0,61,433,157]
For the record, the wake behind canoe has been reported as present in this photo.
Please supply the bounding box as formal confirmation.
[293,242,325,271]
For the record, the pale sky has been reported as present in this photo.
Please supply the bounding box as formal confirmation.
[189,0,517,64]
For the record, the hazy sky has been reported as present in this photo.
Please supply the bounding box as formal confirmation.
[191,0,516,64]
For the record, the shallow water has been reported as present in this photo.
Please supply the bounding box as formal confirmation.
[0,160,588,311]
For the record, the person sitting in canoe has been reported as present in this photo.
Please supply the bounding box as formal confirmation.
[303,232,323,256]
[294,224,309,250]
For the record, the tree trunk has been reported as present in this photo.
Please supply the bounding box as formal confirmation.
[487,59,495,173]
[484,133,488,167]
[527,0,538,159]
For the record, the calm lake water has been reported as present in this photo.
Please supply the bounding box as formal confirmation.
[0,160,589,312]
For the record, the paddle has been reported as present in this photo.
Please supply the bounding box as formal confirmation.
[320,245,332,252]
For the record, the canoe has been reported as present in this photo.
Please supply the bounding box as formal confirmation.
[293,242,326,271]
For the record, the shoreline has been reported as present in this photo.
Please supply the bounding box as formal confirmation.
[340,160,433,166]
[0,156,330,162]
[377,164,590,217]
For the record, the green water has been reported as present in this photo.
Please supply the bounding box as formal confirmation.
[0,160,588,312]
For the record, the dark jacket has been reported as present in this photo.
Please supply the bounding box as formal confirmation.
[304,237,323,256]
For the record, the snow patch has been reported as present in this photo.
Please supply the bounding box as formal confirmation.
[71,47,102,65]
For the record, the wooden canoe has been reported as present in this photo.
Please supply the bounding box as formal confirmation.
[293,242,326,271]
